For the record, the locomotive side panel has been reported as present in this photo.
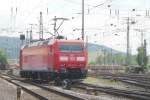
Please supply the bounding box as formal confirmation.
[47,45,55,71]
[22,46,49,71]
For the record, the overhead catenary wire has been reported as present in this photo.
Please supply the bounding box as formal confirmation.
[6,0,150,54]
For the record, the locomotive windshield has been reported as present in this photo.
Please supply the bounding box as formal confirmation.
[59,43,83,52]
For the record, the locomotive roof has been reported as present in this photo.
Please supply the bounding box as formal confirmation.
[55,39,83,43]
[21,39,83,49]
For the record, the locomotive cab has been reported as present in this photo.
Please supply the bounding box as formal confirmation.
[54,40,87,80]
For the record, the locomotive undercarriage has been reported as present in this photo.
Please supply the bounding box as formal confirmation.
[20,68,87,89]
[20,68,87,82]
[20,70,55,82]
[59,68,87,79]
[55,68,87,89]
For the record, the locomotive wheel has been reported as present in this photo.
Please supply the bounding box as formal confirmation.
[61,79,71,90]
[54,78,61,86]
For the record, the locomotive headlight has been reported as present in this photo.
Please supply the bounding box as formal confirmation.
[76,57,85,61]
[60,56,68,61]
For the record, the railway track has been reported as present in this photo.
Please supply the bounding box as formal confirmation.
[99,73,150,89]
[2,72,150,100]
[0,75,48,100]
[75,82,150,100]
[0,74,87,100]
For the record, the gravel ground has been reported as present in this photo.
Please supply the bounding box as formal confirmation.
[0,78,17,100]
[0,78,37,100]
[85,76,149,91]
[0,70,139,100]
[0,77,75,100]
[13,80,74,100]
[83,77,132,100]
[0,76,131,100]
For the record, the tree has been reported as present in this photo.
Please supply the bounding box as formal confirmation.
[0,49,7,69]
[96,55,103,64]
[136,46,148,67]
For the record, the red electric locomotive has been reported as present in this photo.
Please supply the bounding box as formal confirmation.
[20,38,87,87]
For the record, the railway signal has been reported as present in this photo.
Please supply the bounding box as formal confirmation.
[20,34,25,45]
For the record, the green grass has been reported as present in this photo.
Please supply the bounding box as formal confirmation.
[83,76,128,89]
[84,77,120,85]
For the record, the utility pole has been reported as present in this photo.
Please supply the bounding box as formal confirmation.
[10,7,17,32]
[143,39,147,67]
[53,16,57,38]
[135,29,144,46]
[26,30,29,44]
[85,35,88,50]
[141,30,144,46]
[126,17,130,66]
[29,24,33,43]
[140,30,144,66]
[103,49,106,65]
[110,48,113,65]
[144,39,147,57]
[82,0,84,40]
[39,12,43,40]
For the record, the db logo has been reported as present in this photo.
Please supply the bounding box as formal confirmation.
[70,55,75,60]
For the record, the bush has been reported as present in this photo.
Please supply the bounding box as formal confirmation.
[89,61,96,65]
[0,50,7,69]
[147,64,150,69]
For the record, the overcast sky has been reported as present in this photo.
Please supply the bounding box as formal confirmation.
[0,0,150,54]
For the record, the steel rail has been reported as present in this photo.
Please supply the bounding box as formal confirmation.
[1,74,85,100]
[102,74,150,89]
[78,83,150,100]
[0,75,48,100]
[25,81,85,100]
